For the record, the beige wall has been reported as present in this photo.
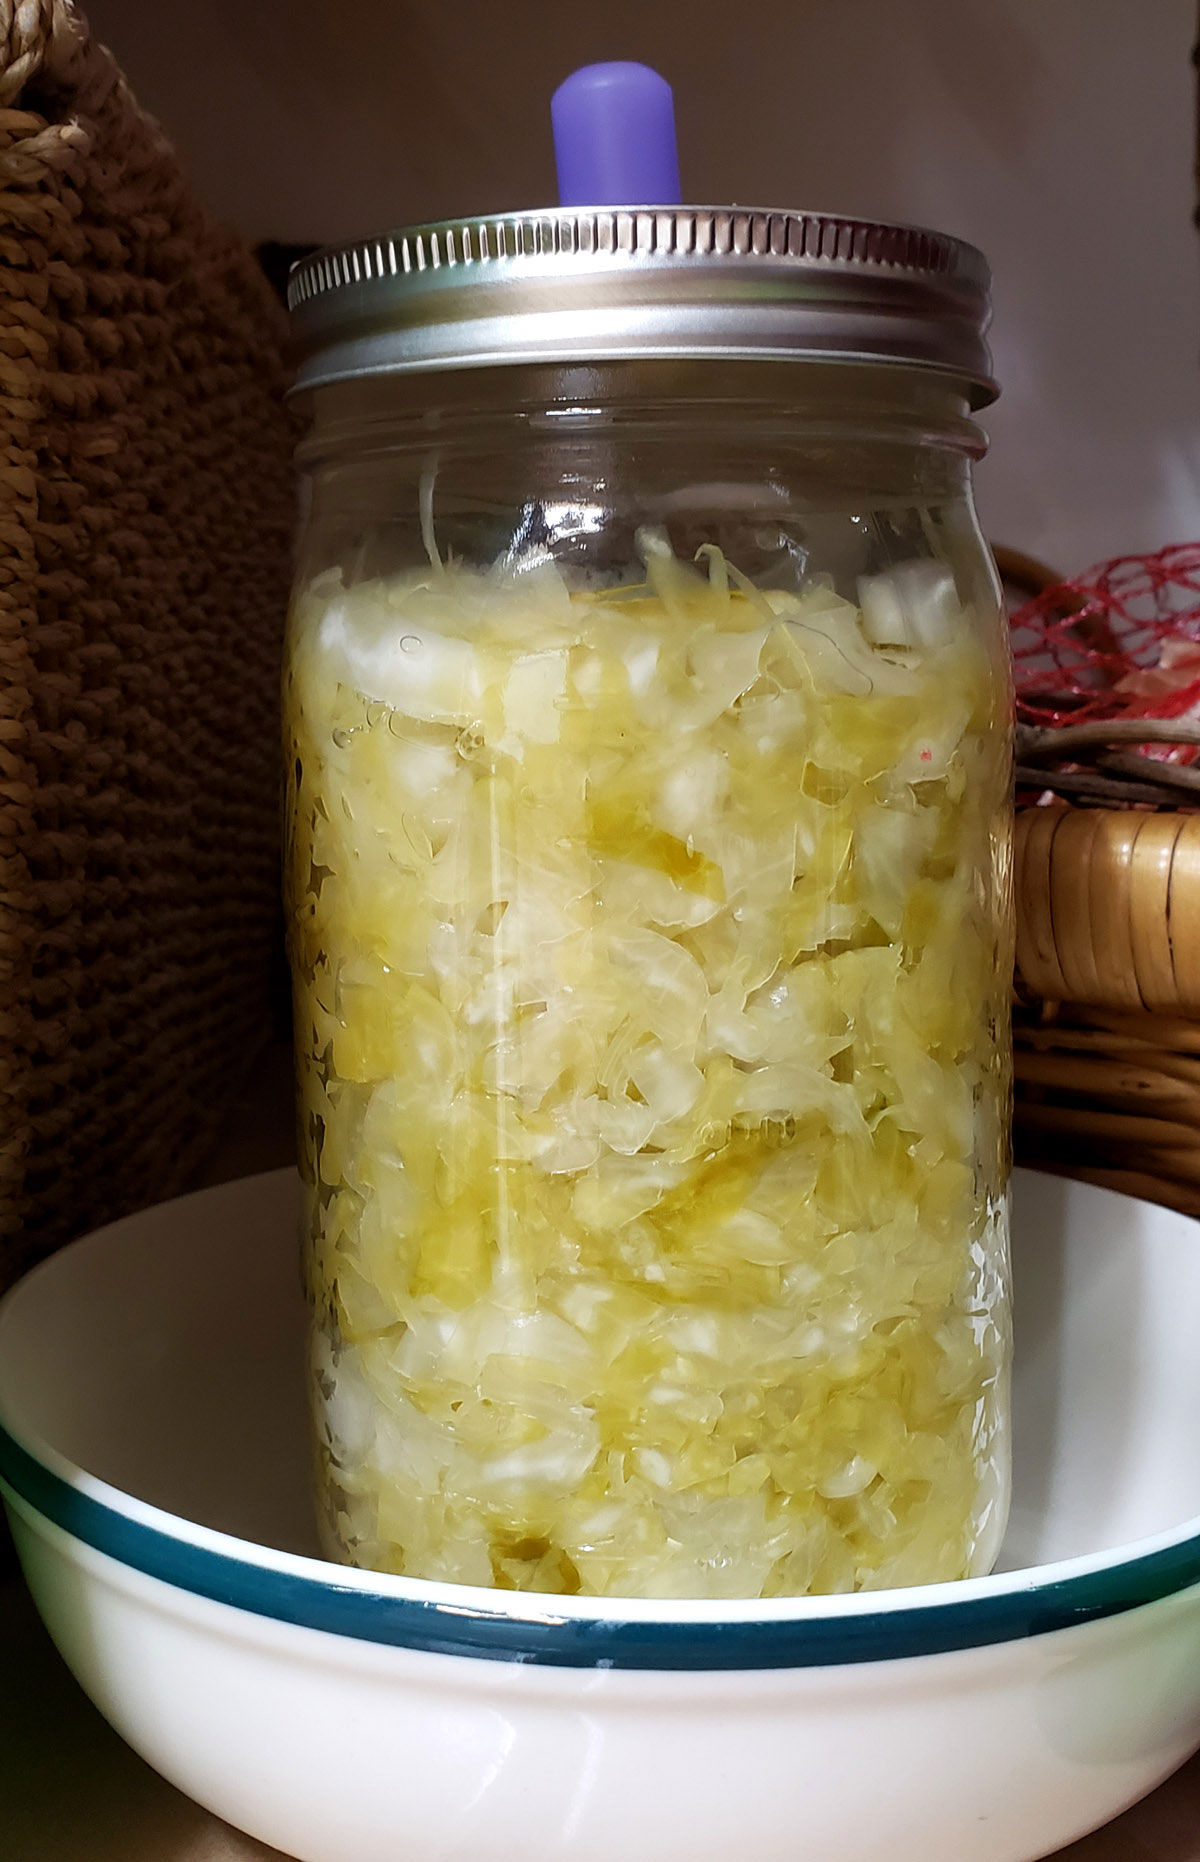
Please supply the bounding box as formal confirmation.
[87,0,1200,572]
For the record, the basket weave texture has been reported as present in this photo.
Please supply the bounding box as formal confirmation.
[998,544,1200,1219]
[1014,804,1200,1216]
[0,1,295,1289]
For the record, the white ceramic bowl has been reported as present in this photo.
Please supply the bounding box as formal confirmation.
[1,1170,1199,1862]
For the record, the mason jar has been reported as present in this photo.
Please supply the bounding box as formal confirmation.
[284,208,1013,1600]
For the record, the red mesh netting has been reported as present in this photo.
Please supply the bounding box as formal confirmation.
[1010,543,1200,729]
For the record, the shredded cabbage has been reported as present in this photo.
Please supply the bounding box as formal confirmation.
[286,539,1012,1599]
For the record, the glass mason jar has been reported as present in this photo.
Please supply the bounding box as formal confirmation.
[285,209,1013,1600]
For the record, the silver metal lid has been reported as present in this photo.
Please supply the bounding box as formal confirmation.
[288,206,996,406]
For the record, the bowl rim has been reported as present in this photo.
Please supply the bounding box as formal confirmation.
[4,1412,1200,1671]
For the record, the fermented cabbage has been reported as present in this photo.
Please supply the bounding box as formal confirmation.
[286,535,1012,1599]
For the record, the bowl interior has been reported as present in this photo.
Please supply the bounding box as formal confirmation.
[1,1168,1199,1581]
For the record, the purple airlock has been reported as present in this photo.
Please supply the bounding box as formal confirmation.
[551,62,682,208]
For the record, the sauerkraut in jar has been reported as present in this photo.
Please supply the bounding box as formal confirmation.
[286,228,1013,1601]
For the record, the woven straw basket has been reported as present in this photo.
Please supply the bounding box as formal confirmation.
[1014,806,1200,1216]
[0,0,295,1291]
[1001,541,1200,1220]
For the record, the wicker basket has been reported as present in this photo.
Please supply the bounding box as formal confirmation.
[1014,806,1200,1215]
[0,1,296,1289]
[1000,532,1200,1218]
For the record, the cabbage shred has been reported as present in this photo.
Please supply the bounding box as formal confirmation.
[286,541,1012,1599]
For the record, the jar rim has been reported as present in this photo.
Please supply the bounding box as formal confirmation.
[287,205,996,408]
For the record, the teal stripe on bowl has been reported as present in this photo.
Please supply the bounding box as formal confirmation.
[3,1421,1200,1670]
